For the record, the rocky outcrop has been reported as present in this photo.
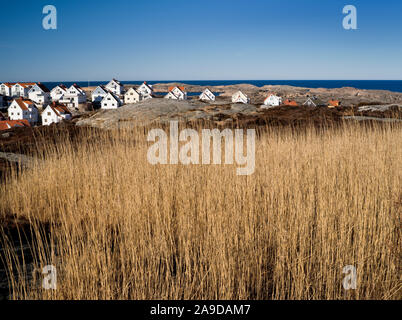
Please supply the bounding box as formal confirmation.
[76,99,258,129]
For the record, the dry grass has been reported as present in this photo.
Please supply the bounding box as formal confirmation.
[0,122,401,300]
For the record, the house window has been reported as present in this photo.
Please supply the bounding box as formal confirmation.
[48,112,51,115]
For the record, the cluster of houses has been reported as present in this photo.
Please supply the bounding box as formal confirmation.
[91,80,154,109]
[0,81,81,129]
[0,78,342,131]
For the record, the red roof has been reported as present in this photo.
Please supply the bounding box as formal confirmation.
[283,99,298,106]
[0,120,30,131]
[328,100,341,107]
[13,98,34,111]
[16,82,36,88]
[14,98,29,110]
[49,102,71,116]
[169,86,185,92]
[2,82,16,88]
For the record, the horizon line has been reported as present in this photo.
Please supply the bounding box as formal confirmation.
[1,79,402,83]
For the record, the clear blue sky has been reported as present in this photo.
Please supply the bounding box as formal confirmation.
[0,0,401,81]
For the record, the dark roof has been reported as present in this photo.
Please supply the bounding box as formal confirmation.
[36,82,50,92]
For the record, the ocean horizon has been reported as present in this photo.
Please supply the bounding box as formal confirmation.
[36,80,402,93]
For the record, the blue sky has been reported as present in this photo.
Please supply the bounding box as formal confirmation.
[0,0,401,81]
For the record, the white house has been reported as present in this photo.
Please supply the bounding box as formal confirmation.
[101,92,122,109]
[91,85,109,103]
[137,82,153,99]
[304,97,325,107]
[50,84,68,101]
[165,86,187,100]
[59,84,87,109]
[106,79,124,96]
[124,87,142,104]
[263,93,282,107]
[41,103,72,125]
[0,83,15,96]
[199,88,215,101]
[28,83,51,106]
[232,91,250,104]
[8,98,38,124]
[11,83,35,98]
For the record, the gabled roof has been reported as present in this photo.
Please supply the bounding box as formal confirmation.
[103,91,121,102]
[14,82,36,88]
[200,88,215,99]
[233,90,248,99]
[51,84,68,93]
[264,93,280,101]
[45,102,71,116]
[125,87,140,95]
[13,98,34,111]
[71,83,82,89]
[169,86,186,93]
[140,81,153,90]
[36,82,50,92]
[68,84,85,94]
[93,85,109,94]
[1,82,16,88]
[108,79,122,86]
[304,97,325,106]
[0,120,30,131]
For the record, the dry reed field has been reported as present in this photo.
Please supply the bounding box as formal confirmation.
[0,121,401,300]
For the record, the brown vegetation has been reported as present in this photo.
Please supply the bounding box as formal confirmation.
[0,121,401,300]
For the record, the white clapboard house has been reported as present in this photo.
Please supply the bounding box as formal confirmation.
[304,97,326,108]
[41,102,72,125]
[28,83,51,106]
[8,98,38,124]
[50,84,68,102]
[165,86,187,100]
[59,84,87,109]
[137,82,153,100]
[232,91,250,104]
[101,92,122,109]
[11,83,35,98]
[0,83,15,97]
[91,85,109,103]
[106,79,124,96]
[199,88,215,101]
[263,93,282,107]
[124,87,142,104]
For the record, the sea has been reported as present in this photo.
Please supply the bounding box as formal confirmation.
[39,80,402,93]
